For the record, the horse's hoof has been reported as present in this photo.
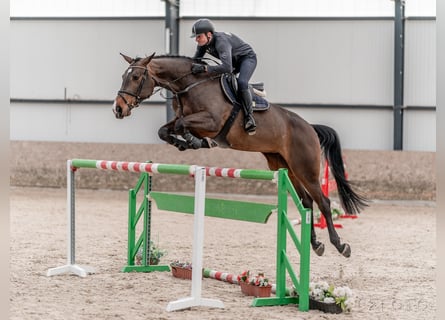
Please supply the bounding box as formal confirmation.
[175,143,187,151]
[341,243,351,258]
[313,243,325,256]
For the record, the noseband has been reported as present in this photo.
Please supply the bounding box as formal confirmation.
[117,66,149,111]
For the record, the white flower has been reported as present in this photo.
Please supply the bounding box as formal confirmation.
[311,288,324,301]
[333,286,346,298]
[343,297,354,312]
[319,281,330,291]
[323,297,335,304]
[308,280,354,312]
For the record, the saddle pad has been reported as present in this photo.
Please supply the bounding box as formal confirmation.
[220,74,270,111]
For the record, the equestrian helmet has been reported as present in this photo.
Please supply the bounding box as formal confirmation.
[190,18,215,38]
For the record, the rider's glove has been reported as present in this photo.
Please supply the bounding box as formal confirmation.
[191,63,207,74]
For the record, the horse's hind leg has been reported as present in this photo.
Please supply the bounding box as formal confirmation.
[298,188,326,256]
[306,181,351,257]
[283,150,351,257]
[262,153,325,256]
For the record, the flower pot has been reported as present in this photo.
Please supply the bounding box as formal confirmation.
[240,282,272,297]
[252,285,272,298]
[240,282,253,296]
[309,298,342,314]
[171,266,192,280]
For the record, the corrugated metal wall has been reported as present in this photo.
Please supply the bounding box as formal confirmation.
[10,16,436,150]
[10,19,165,100]
[404,19,436,107]
[12,0,435,18]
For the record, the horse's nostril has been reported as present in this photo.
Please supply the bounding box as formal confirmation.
[116,106,122,113]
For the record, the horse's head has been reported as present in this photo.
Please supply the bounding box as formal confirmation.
[113,52,156,119]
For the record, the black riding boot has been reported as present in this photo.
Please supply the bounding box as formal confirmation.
[239,89,257,135]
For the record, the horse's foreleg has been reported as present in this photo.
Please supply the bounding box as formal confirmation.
[175,112,220,150]
[158,121,189,151]
[183,131,218,149]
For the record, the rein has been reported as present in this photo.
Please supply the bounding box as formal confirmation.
[175,75,221,95]
[171,74,221,116]
[118,61,221,115]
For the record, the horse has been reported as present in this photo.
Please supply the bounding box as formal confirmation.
[113,53,368,258]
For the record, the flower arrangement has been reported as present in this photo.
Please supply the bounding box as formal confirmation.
[237,270,250,284]
[309,281,354,313]
[249,273,270,287]
[135,240,166,266]
[237,270,272,297]
[237,270,270,286]
[170,260,192,269]
[170,260,194,279]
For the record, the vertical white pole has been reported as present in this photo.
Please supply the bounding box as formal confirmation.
[166,167,224,311]
[46,160,94,277]
[67,159,74,265]
[190,166,206,298]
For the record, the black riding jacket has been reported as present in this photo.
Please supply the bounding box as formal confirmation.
[193,31,256,74]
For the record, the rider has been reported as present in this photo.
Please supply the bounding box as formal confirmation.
[190,18,257,135]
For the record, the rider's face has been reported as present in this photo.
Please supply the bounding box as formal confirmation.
[195,32,211,46]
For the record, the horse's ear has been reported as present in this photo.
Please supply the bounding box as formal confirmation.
[120,53,134,64]
[141,52,156,66]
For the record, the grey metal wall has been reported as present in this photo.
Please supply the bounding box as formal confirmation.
[10,17,436,150]
[10,19,165,100]
[10,18,168,144]
[181,19,394,105]
[403,18,436,151]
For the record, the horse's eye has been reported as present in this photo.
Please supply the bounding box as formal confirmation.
[132,75,139,81]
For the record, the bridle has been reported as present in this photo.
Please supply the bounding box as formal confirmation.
[117,61,221,114]
[117,65,150,111]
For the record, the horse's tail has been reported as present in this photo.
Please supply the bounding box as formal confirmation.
[312,124,369,215]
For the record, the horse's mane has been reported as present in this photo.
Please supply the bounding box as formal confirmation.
[154,54,195,61]
[135,54,206,66]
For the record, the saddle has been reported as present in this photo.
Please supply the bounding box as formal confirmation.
[213,74,269,146]
[220,74,270,111]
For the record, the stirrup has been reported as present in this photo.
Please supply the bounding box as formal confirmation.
[244,119,257,135]
[246,127,256,135]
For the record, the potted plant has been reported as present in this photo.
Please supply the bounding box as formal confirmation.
[237,270,272,297]
[170,260,193,279]
[237,270,252,295]
[308,281,354,313]
[135,240,166,266]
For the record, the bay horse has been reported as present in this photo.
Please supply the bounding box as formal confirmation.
[113,53,368,258]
